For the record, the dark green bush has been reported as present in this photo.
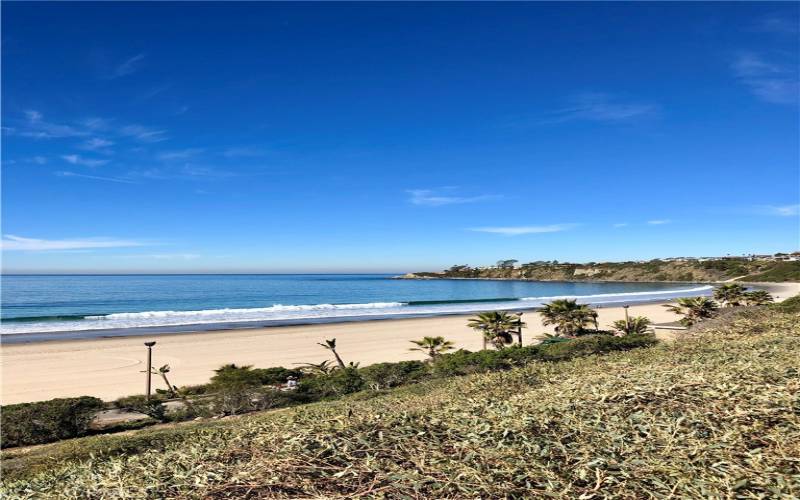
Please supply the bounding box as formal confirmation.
[772,294,800,313]
[432,348,515,376]
[113,395,169,422]
[297,367,365,399]
[210,364,303,387]
[536,334,657,361]
[208,384,295,416]
[1,396,104,448]
[432,335,657,377]
[359,360,429,389]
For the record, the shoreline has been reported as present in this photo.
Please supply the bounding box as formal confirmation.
[0,302,682,404]
[0,281,721,344]
[0,295,694,345]
[1,281,790,345]
[2,282,796,404]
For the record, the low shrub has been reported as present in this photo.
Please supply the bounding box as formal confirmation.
[1,396,104,448]
[296,367,365,399]
[113,395,169,422]
[772,294,800,313]
[359,360,429,389]
[208,384,295,416]
[535,333,656,361]
[210,364,303,387]
[432,334,657,376]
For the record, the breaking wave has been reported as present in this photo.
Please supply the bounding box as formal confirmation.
[0,286,712,335]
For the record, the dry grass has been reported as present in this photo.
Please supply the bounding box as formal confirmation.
[3,309,799,498]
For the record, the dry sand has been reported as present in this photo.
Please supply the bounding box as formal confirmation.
[2,282,797,404]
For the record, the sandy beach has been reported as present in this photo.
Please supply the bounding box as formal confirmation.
[2,282,797,404]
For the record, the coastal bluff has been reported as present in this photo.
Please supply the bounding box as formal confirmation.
[399,257,800,283]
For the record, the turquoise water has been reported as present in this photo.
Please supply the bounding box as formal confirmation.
[1,274,710,338]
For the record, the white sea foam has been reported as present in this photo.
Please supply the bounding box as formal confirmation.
[0,286,712,335]
[86,302,405,320]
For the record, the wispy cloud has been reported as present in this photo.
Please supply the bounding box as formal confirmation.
[143,253,201,260]
[731,52,799,105]
[408,189,501,207]
[79,137,114,152]
[754,204,800,217]
[61,154,109,167]
[56,171,138,184]
[613,223,628,228]
[543,93,657,124]
[751,13,799,35]
[157,148,204,161]
[8,111,169,147]
[469,224,576,236]
[222,147,267,158]
[647,219,671,225]
[1,235,147,251]
[12,110,89,139]
[120,124,168,143]
[107,53,146,79]
[27,156,48,165]
[125,164,235,181]
[138,83,172,101]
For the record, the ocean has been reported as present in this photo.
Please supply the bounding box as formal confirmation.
[0,274,711,341]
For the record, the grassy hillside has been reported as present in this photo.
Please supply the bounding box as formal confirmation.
[410,258,800,282]
[3,307,799,498]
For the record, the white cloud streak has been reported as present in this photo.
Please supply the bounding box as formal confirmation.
[109,53,146,79]
[61,154,109,167]
[1,235,148,251]
[157,148,204,161]
[755,204,800,217]
[408,189,500,207]
[469,224,576,236]
[647,220,671,225]
[56,171,138,184]
[79,137,114,152]
[120,124,168,143]
[731,52,799,105]
[544,93,657,124]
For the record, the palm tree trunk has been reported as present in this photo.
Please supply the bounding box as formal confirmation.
[331,349,346,370]
[159,372,176,397]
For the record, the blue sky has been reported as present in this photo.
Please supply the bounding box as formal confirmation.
[2,2,798,273]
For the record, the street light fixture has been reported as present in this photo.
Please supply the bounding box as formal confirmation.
[144,341,156,400]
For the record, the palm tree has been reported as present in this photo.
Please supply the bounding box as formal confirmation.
[294,360,335,375]
[663,297,718,326]
[467,311,524,349]
[713,284,747,307]
[409,336,455,360]
[743,290,774,306]
[153,364,178,397]
[539,299,597,337]
[611,316,651,335]
[317,338,346,369]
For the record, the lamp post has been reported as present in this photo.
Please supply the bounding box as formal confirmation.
[516,312,524,346]
[144,341,156,400]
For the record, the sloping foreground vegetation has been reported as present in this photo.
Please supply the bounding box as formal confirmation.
[3,309,799,498]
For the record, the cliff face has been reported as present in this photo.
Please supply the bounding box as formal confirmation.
[406,259,800,283]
